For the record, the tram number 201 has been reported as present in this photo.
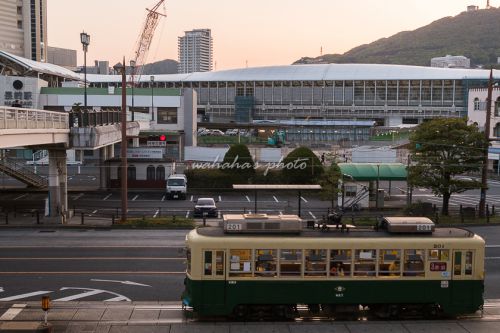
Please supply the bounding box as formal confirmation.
[226,224,242,231]
[416,224,433,231]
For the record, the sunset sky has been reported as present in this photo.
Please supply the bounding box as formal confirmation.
[47,0,494,70]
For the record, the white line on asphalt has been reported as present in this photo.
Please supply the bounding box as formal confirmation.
[132,195,139,201]
[103,194,112,201]
[0,291,51,302]
[92,210,97,214]
[161,195,166,202]
[273,196,279,203]
[52,289,104,302]
[219,195,222,202]
[185,210,190,218]
[91,279,151,287]
[309,211,316,219]
[0,304,26,321]
[190,195,194,202]
[486,257,500,260]
[104,296,129,302]
[153,209,159,218]
[279,211,283,215]
[13,194,27,201]
[245,195,251,202]
[218,211,222,219]
[73,193,84,201]
[486,245,500,248]
[301,196,308,203]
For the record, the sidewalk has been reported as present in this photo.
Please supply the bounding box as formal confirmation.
[1,301,499,333]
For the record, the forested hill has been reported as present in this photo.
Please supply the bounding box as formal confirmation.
[294,7,500,67]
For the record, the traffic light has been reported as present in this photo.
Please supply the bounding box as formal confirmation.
[159,134,166,141]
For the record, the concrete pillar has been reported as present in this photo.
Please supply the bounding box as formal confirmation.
[48,149,68,223]
[99,147,108,190]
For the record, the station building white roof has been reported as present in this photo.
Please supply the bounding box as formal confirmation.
[0,50,81,81]
[86,64,500,83]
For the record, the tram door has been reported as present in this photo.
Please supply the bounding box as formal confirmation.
[202,250,226,307]
[451,250,474,306]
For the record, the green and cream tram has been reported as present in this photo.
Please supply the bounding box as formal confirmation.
[182,214,485,319]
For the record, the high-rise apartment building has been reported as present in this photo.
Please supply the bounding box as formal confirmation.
[0,0,47,62]
[178,29,213,74]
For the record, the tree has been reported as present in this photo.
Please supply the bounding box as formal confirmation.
[282,147,324,184]
[408,118,488,215]
[221,144,255,183]
[319,162,342,208]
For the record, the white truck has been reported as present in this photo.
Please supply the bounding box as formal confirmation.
[166,174,187,200]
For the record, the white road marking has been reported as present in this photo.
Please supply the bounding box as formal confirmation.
[53,289,104,302]
[0,304,26,321]
[13,194,27,201]
[92,210,98,214]
[273,196,279,203]
[90,177,96,181]
[487,245,500,248]
[91,279,151,287]
[309,211,317,219]
[245,195,251,202]
[218,211,222,219]
[153,209,159,218]
[0,291,51,301]
[486,257,500,260]
[185,211,190,218]
[190,195,194,202]
[104,296,129,302]
[103,194,112,201]
[132,195,139,201]
[161,195,166,202]
[279,211,283,215]
[73,193,84,200]
[301,196,308,203]
[218,195,222,202]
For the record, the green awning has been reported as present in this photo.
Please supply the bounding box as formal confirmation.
[339,163,407,181]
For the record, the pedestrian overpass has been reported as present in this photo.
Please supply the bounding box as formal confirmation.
[0,106,139,223]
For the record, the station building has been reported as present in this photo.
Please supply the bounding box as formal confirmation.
[86,64,499,142]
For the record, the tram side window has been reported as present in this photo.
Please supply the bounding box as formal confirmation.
[229,249,252,277]
[428,249,449,261]
[330,249,352,277]
[305,249,327,277]
[379,249,401,277]
[204,251,212,276]
[280,249,302,276]
[215,251,224,276]
[354,249,377,276]
[465,251,473,275]
[403,249,425,277]
[255,249,277,277]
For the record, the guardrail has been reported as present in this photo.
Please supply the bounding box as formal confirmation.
[0,106,69,130]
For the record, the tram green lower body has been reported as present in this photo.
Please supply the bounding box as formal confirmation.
[182,278,483,317]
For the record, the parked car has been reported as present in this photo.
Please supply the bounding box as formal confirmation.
[193,198,218,218]
[210,129,225,136]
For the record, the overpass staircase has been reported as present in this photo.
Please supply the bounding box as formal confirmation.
[0,157,48,188]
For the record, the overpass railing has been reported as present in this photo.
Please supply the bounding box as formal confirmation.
[0,107,69,130]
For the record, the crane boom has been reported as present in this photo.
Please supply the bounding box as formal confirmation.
[131,0,166,85]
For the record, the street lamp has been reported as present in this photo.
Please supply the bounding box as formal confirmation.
[113,59,128,223]
[80,32,90,108]
[129,60,136,121]
[150,75,155,121]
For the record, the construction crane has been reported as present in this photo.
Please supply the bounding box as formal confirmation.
[130,0,166,85]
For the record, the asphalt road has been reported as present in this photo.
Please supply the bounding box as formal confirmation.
[0,227,499,304]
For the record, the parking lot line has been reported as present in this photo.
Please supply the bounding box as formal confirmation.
[245,195,251,202]
[309,211,317,219]
[103,194,112,201]
[185,210,190,218]
[273,196,279,203]
[219,195,222,202]
[153,209,159,218]
[13,194,28,201]
[301,196,308,203]
[190,195,194,202]
[73,193,84,201]
[92,210,98,214]
[132,195,139,201]
[161,195,166,202]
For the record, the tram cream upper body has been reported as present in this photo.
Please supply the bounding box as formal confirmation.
[185,227,485,281]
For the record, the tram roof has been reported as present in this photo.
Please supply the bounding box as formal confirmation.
[195,226,476,239]
[85,64,500,83]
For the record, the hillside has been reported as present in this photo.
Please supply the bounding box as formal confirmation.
[294,7,500,67]
[142,59,179,75]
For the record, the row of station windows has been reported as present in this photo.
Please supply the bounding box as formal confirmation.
[193,248,474,278]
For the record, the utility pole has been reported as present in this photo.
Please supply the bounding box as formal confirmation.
[479,69,494,218]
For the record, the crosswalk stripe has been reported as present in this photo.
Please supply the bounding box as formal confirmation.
[0,291,51,301]
[0,304,26,321]
[104,296,129,302]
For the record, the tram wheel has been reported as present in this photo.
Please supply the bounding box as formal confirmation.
[233,305,249,321]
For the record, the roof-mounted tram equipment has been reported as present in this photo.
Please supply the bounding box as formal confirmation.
[223,213,303,234]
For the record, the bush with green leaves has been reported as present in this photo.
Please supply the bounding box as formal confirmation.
[282,147,324,184]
